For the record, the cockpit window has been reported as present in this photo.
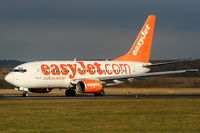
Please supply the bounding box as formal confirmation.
[12,68,27,73]
[13,69,20,72]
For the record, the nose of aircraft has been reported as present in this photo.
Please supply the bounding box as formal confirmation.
[5,73,15,85]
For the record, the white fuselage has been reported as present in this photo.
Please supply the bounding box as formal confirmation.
[5,61,150,88]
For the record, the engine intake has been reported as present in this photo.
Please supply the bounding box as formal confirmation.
[76,79,103,93]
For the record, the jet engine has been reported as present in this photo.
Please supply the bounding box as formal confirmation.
[28,88,52,93]
[76,79,103,93]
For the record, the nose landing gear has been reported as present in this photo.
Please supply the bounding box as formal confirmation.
[22,92,29,97]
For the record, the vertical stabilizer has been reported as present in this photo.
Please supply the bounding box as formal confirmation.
[113,15,156,63]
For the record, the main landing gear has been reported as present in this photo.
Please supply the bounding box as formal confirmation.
[94,90,105,96]
[22,92,29,97]
[65,89,105,97]
[65,89,76,96]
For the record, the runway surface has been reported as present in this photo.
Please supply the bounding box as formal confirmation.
[1,94,200,100]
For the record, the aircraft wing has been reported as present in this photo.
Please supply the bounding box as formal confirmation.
[97,69,198,81]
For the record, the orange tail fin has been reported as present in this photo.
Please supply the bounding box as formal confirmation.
[113,15,156,63]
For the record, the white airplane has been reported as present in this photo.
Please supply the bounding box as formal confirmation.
[5,15,197,97]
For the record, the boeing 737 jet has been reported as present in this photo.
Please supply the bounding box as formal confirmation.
[5,15,197,97]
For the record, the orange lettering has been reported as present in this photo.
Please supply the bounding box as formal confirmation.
[94,62,103,75]
[105,64,112,75]
[41,64,50,75]
[112,64,120,74]
[67,64,77,79]
[50,64,60,75]
[77,62,86,75]
[87,64,95,75]
[119,64,131,74]
[60,64,69,75]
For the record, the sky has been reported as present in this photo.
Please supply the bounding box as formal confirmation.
[0,0,200,61]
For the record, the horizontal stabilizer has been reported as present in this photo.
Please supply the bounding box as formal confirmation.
[144,59,194,68]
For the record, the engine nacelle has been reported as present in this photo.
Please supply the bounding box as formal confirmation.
[28,88,52,93]
[76,79,103,93]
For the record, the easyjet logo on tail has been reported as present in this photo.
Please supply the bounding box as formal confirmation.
[113,15,156,62]
[133,24,150,56]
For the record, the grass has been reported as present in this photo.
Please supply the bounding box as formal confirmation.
[0,99,200,133]
[0,67,200,132]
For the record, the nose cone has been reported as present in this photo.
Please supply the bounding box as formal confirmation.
[5,73,15,85]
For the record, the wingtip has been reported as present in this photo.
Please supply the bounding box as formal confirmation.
[186,69,199,72]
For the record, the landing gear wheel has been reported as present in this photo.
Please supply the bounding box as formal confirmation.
[94,90,105,96]
[65,89,76,96]
[22,92,29,97]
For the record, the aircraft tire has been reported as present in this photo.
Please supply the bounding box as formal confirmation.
[22,92,29,97]
[65,89,76,96]
[94,90,105,96]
